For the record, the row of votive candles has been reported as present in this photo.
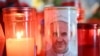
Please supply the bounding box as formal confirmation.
[0,7,100,56]
[0,23,100,56]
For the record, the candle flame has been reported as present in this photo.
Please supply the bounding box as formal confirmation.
[16,31,23,39]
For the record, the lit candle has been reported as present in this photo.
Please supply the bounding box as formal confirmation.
[3,7,36,56]
[6,31,35,56]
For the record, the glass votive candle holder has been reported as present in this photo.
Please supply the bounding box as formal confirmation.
[78,23,100,56]
[44,7,78,56]
[3,7,36,56]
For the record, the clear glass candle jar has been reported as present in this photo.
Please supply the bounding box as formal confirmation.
[44,7,78,56]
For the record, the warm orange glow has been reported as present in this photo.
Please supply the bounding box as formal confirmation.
[0,24,5,56]
[36,35,42,54]
[16,31,24,39]
[14,13,24,17]
[97,29,100,36]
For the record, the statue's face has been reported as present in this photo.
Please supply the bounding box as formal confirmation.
[50,21,68,53]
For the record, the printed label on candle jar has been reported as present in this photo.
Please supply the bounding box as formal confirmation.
[44,7,77,56]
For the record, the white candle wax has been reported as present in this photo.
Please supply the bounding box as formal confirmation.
[6,38,34,56]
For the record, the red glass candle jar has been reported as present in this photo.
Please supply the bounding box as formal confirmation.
[78,23,100,56]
